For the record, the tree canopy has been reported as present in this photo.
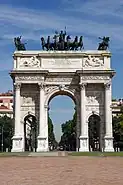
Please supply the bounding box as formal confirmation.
[0,115,14,152]
[59,110,77,151]
[113,113,123,150]
[48,116,58,148]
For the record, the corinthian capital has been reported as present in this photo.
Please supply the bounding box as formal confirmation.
[14,83,21,90]
[79,83,87,90]
[38,82,45,90]
[104,82,111,90]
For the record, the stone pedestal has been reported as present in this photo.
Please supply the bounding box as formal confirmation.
[79,136,89,152]
[37,136,49,152]
[11,136,24,152]
[104,136,114,152]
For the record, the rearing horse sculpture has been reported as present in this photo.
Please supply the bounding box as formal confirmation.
[14,36,26,51]
[70,36,84,50]
[41,37,54,50]
[98,37,110,50]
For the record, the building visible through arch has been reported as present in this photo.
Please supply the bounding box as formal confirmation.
[10,51,115,152]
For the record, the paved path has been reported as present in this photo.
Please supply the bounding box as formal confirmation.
[0,157,123,185]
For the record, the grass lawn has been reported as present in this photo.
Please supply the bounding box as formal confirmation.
[0,152,30,157]
[68,152,123,156]
[0,151,123,157]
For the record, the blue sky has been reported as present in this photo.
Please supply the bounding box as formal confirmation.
[0,0,123,141]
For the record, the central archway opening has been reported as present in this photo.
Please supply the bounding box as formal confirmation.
[48,92,77,151]
[24,114,37,152]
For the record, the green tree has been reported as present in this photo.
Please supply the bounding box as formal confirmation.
[0,115,14,152]
[48,116,57,149]
[59,110,77,151]
[113,113,123,150]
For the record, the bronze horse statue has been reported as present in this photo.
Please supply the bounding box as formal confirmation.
[41,37,54,50]
[98,37,110,50]
[41,32,84,51]
[70,36,84,50]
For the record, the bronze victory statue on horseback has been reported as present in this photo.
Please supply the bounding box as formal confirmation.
[98,37,110,50]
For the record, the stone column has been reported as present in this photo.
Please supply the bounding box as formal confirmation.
[104,82,114,152]
[44,105,49,151]
[37,82,48,152]
[11,83,23,152]
[75,106,80,152]
[79,83,89,152]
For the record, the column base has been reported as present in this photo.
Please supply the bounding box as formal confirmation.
[11,135,24,152]
[104,136,114,152]
[79,136,89,152]
[37,136,49,152]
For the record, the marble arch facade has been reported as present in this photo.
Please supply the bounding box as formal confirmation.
[10,50,115,152]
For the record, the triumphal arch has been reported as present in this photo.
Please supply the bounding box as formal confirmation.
[11,33,115,152]
[10,49,115,152]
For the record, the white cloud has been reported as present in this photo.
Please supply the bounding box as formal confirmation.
[0,4,122,50]
[0,2,123,70]
[63,0,123,18]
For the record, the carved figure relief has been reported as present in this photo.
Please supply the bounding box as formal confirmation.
[21,93,39,106]
[83,55,104,67]
[19,56,40,67]
[82,139,87,148]
[45,85,75,95]
[45,86,58,95]
[86,91,103,105]
[22,97,33,105]
[105,139,112,148]
[15,139,21,148]
[39,139,46,148]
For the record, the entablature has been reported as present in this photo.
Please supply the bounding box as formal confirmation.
[12,50,112,72]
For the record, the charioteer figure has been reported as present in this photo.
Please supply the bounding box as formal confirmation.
[59,30,66,50]
[53,31,59,50]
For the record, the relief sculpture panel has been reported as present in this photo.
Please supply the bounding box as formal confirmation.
[86,91,104,105]
[21,93,39,106]
[83,55,104,67]
[19,56,40,68]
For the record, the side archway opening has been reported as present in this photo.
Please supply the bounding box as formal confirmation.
[24,114,37,152]
[88,114,101,151]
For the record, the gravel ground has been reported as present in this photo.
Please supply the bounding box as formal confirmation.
[0,157,123,185]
